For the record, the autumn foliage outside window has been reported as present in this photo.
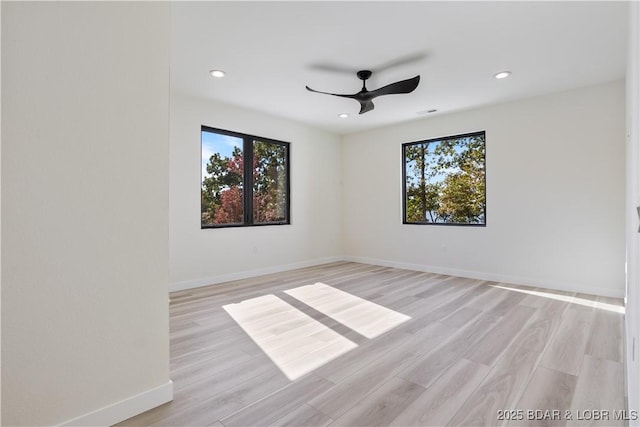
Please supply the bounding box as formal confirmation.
[201,127,290,228]
[403,131,486,226]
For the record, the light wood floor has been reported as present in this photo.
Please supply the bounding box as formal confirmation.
[119,262,626,427]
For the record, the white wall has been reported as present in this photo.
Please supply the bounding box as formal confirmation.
[343,80,626,297]
[170,94,342,291]
[626,1,640,422]
[2,3,172,426]
[1,2,3,423]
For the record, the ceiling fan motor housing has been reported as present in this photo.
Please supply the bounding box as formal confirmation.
[357,70,373,81]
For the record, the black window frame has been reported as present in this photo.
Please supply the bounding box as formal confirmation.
[402,130,486,227]
[201,125,291,229]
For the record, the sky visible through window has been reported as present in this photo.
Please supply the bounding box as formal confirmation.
[201,131,242,184]
[406,139,466,186]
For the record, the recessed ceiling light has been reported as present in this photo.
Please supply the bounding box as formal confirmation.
[209,69,226,78]
[338,113,349,118]
[494,71,511,79]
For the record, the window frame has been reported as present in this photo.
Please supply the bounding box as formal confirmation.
[402,130,486,227]
[201,125,291,229]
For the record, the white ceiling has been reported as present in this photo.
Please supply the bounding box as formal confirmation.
[170,1,628,135]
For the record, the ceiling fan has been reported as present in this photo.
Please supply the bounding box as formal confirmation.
[306,70,420,114]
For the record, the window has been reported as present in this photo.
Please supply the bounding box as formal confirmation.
[201,126,290,228]
[402,131,486,226]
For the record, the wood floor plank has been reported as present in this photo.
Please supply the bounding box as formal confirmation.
[401,280,492,335]
[397,308,512,389]
[398,348,461,389]
[169,339,250,372]
[169,322,262,359]
[329,377,425,427]
[269,404,333,427]
[483,286,529,318]
[221,374,335,427]
[568,355,625,427]
[173,353,276,397]
[463,283,503,310]
[585,304,624,363]
[307,339,421,419]
[508,366,578,427]
[408,319,459,355]
[463,305,536,366]
[540,307,593,376]
[405,274,463,301]
[170,346,253,387]
[441,306,483,329]
[391,358,490,426]
[312,329,415,383]
[376,272,441,297]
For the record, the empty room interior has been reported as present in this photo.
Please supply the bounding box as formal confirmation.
[3,1,640,426]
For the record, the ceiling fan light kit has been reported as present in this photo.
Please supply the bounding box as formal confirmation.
[306,69,420,115]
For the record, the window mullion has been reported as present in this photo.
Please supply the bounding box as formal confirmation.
[244,137,254,225]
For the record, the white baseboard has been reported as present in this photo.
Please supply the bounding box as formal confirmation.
[58,380,173,427]
[169,256,344,292]
[342,256,625,298]
[170,255,623,298]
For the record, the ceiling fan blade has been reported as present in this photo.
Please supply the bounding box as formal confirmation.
[309,63,356,75]
[359,100,375,114]
[374,53,427,73]
[305,85,358,99]
[369,75,420,99]
[307,85,370,113]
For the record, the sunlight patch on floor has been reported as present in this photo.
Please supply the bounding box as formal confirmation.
[284,282,412,339]
[223,294,358,380]
[490,284,625,314]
